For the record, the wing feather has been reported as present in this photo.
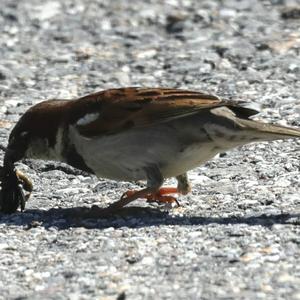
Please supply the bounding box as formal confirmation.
[70,87,256,137]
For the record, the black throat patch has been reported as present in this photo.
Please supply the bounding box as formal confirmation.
[61,126,94,174]
[65,144,94,174]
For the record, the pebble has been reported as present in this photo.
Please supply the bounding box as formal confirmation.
[32,2,61,21]
[134,49,157,59]
[194,175,214,185]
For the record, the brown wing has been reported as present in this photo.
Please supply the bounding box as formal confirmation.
[70,87,256,137]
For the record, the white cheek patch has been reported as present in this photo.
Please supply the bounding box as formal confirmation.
[76,113,100,126]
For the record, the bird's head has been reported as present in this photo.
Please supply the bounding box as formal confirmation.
[4,100,69,170]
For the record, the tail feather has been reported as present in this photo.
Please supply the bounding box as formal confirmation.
[236,118,300,140]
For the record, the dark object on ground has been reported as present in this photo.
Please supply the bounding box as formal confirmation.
[0,166,32,213]
[281,6,300,19]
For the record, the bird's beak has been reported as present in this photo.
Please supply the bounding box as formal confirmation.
[3,148,19,172]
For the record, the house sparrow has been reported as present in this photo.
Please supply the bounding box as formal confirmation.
[2,87,300,216]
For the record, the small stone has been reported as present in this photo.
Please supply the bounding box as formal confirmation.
[75,47,94,61]
[0,72,6,80]
[165,14,186,34]
[219,9,236,18]
[141,256,155,265]
[5,99,20,107]
[114,71,131,86]
[52,54,73,63]
[194,9,211,23]
[218,58,232,70]
[240,252,260,262]
[288,63,300,72]
[135,49,157,59]
[195,175,214,185]
[281,6,300,19]
[276,178,291,187]
[0,119,11,128]
[0,243,9,250]
[277,273,297,283]
[32,2,61,20]
[0,66,13,80]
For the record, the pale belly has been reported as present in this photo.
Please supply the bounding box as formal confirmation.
[69,125,220,181]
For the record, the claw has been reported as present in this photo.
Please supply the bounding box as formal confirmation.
[121,190,138,199]
[145,188,180,206]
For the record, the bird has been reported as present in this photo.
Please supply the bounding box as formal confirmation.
[3,87,300,216]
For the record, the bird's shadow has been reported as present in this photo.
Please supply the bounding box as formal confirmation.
[0,205,299,230]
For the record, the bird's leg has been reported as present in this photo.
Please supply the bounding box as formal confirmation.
[114,165,172,207]
[116,173,192,208]
[81,169,191,218]
[176,173,191,195]
[85,186,159,218]
[109,187,160,211]
[144,173,192,206]
[82,165,165,218]
[122,166,181,207]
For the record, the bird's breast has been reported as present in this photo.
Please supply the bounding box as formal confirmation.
[67,123,221,181]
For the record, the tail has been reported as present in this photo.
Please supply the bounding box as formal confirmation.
[236,118,300,141]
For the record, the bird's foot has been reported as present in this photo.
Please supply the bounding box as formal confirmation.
[68,187,180,219]
[122,187,180,207]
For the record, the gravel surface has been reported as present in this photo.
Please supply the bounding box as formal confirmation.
[1,0,300,299]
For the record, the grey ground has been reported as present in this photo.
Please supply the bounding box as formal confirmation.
[0,0,300,299]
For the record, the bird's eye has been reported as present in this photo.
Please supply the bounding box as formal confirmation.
[9,131,29,146]
[20,131,29,138]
